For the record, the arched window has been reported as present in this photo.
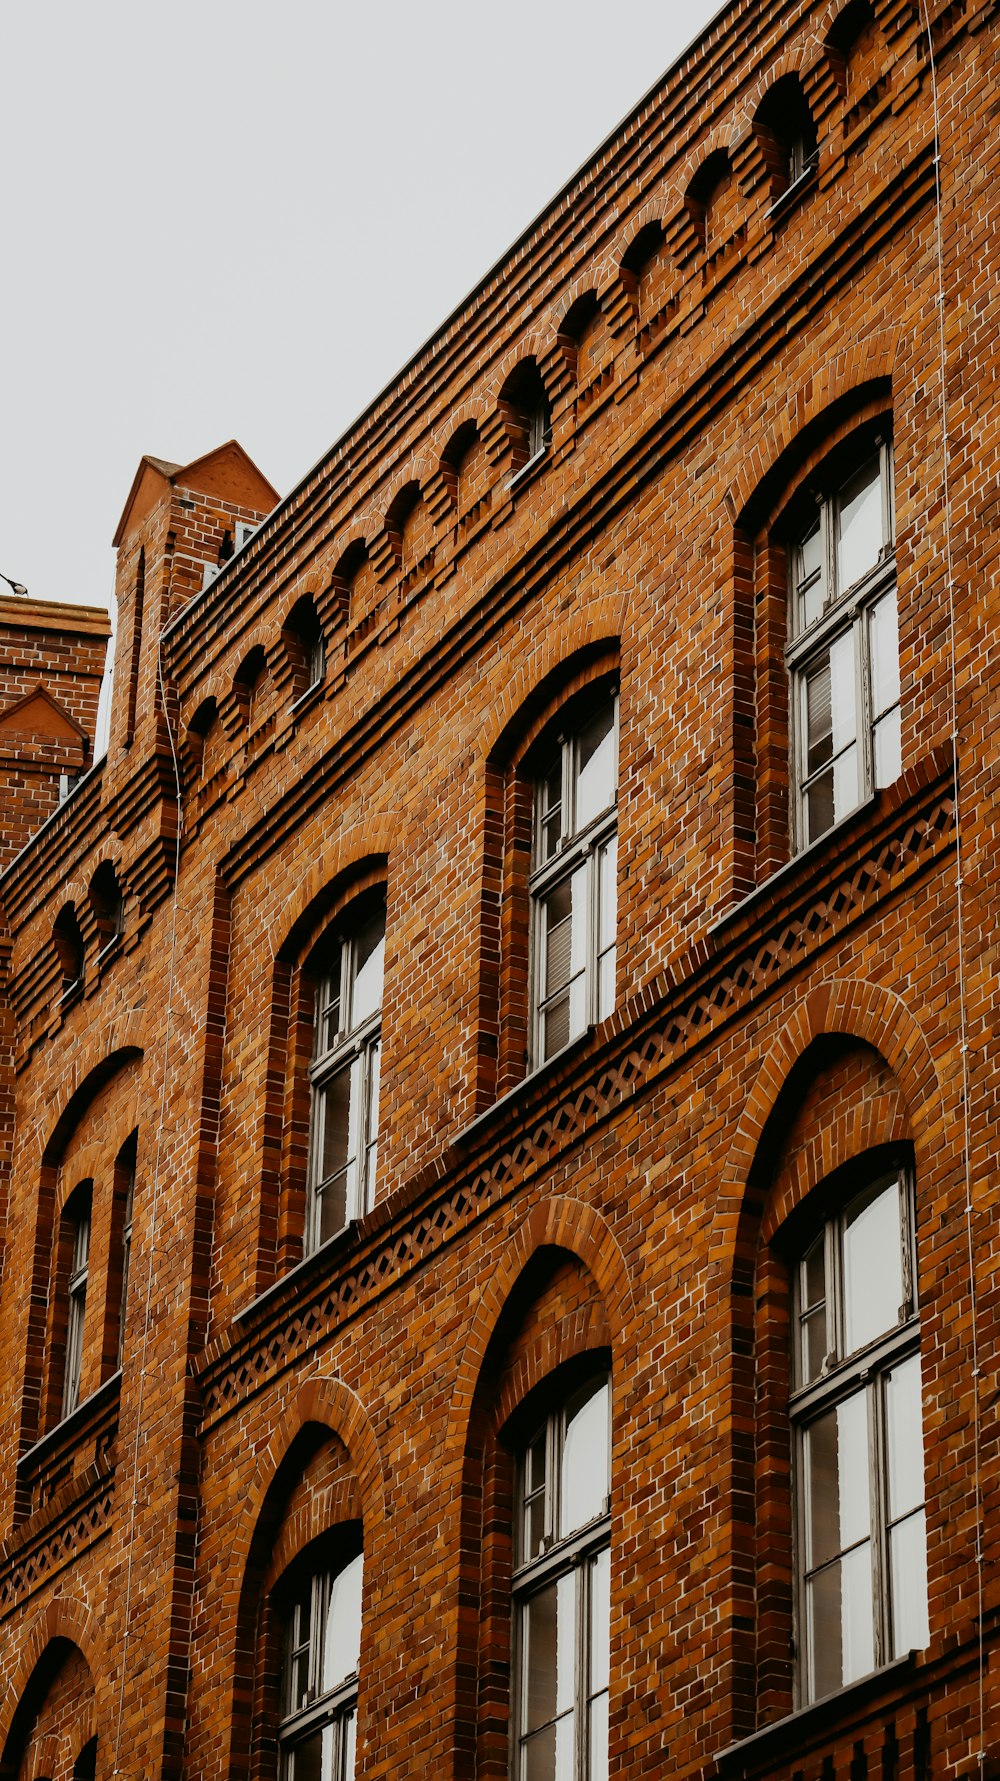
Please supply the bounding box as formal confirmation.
[755,74,818,201]
[53,904,85,1001]
[306,896,385,1250]
[114,1131,137,1369]
[530,691,618,1064]
[500,360,552,478]
[284,594,326,698]
[512,1374,611,1781]
[89,860,125,958]
[790,1166,927,1702]
[786,433,898,847]
[277,1540,364,1781]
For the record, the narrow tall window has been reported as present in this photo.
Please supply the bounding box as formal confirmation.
[279,1545,363,1781]
[788,437,898,849]
[307,899,385,1251]
[513,1375,611,1781]
[531,695,618,1065]
[791,1168,928,1702]
[62,1199,91,1419]
[117,1144,136,1368]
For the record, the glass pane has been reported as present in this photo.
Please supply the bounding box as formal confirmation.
[574,703,616,833]
[73,1212,91,1274]
[284,1727,328,1781]
[523,1573,577,1730]
[829,630,857,754]
[543,996,571,1060]
[869,590,900,718]
[285,1589,312,1713]
[890,1508,929,1657]
[363,1040,381,1205]
[805,660,832,775]
[588,1692,609,1781]
[539,755,563,863]
[808,1541,875,1697]
[561,1380,610,1537]
[597,949,615,1024]
[874,706,901,788]
[350,910,385,1029]
[319,1062,357,1186]
[543,881,574,997]
[832,743,859,822]
[803,1236,825,1308]
[802,1307,828,1385]
[805,769,834,844]
[318,954,343,1054]
[589,1547,610,1696]
[522,1724,556,1781]
[796,518,823,631]
[523,1429,548,1561]
[837,454,883,593]
[842,1177,904,1355]
[323,1553,363,1690]
[806,1391,871,1567]
[800,1237,828,1381]
[598,837,617,954]
[886,1354,924,1521]
[341,1710,357,1781]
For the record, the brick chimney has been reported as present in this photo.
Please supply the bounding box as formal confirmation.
[108,441,278,764]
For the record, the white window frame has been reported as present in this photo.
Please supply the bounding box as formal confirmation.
[529,692,619,1069]
[511,1375,611,1781]
[790,1165,927,1704]
[305,905,384,1254]
[62,1200,91,1419]
[787,436,899,852]
[278,1547,363,1781]
[117,1149,135,1369]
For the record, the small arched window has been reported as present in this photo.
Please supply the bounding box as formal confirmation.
[89,860,125,958]
[755,75,818,200]
[53,904,85,1001]
[59,1182,93,1419]
[500,359,552,477]
[284,595,326,698]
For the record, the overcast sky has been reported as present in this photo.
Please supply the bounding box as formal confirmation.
[3,0,723,618]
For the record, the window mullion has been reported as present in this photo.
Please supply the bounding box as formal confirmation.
[870,1374,889,1669]
[576,1550,588,1781]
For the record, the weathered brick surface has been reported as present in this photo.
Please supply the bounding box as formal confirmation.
[0,1,998,1776]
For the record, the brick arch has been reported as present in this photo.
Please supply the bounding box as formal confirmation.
[730,45,813,141]
[52,1099,140,1222]
[484,330,552,404]
[37,1030,145,1167]
[548,273,604,333]
[269,826,395,964]
[0,1597,111,1775]
[610,194,673,268]
[720,976,945,1233]
[441,1194,637,1491]
[724,344,898,524]
[230,620,275,679]
[815,0,880,40]
[475,611,626,764]
[669,125,740,203]
[180,670,230,736]
[240,1376,388,1557]
[372,454,437,523]
[428,397,491,471]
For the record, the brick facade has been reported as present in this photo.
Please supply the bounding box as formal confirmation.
[0,1,999,1776]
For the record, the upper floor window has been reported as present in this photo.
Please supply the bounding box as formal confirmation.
[791,1167,927,1702]
[531,695,618,1066]
[116,1135,136,1369]
[62,1189,92,1419]
[788,437,899,848]
[279,1544,364,1781]
[307,898,385,1252]
[513,1374,611,1781]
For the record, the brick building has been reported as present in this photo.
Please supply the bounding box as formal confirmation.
[0,0,998,1775]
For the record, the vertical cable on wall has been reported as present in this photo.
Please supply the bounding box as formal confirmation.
[917,3,985,1770]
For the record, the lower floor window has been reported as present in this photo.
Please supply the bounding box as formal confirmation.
[279,1545,363,1781]
[513,1374,611,1780]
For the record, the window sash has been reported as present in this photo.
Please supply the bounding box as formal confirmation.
[530,822,616,1068]
[307,1025,380,1250]
[62,1211,91,1419]
[513,1528,610,1781]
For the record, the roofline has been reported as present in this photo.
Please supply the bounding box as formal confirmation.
[112,440,280,548]
[161,0,730,643]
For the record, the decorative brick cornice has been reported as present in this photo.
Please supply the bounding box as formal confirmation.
[196,750,955,1426]
[0,1463,114,1619]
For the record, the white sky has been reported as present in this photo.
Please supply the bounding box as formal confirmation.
[2,0,723,616]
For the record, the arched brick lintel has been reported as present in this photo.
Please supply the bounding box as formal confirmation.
[441,1193,638,1495]
[38,1031,145,1168]
[724,340,899,525]
[720,975,947,1239]
[269,828,395,965]
[476,618,625,766]
[0,1597,110,1776]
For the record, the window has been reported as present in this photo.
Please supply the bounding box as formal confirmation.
[513,1375,611,1781]
[62,1195,91,1419]
[279,1545,363,1781]
[116,1139,136,1369]
[531,695,618,1065]
[791,1168,928,1703]
[307,899,385,1251]
[788,437,899,848]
